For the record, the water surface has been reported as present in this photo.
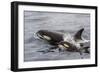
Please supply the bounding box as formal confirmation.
[24,11,90,62]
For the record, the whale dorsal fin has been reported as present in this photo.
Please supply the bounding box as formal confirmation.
[74,28,84,42]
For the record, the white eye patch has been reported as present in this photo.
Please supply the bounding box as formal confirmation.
[43,35,51,40]
[58,44,68,50]
[58,45,65,49]
[64,44,69,48]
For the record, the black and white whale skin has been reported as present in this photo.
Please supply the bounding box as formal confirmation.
[36,28,90,54]
[36,30,63,45]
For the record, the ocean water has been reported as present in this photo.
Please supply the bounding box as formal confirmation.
[24,11,90,62]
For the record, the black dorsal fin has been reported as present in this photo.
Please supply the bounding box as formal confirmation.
[74,28,84,41]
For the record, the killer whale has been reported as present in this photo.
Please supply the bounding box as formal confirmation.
[36,30,63,45]
[36,28,90,54]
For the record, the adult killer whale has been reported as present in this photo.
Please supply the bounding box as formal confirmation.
[36,28,90,54]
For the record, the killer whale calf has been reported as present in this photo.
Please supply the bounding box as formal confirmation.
[36,28,90,54]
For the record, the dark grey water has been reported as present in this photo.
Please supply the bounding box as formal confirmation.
[24,11,90,62]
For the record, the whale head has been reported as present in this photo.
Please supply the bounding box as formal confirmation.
[58,41,79,52]
[36,30,52,40]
